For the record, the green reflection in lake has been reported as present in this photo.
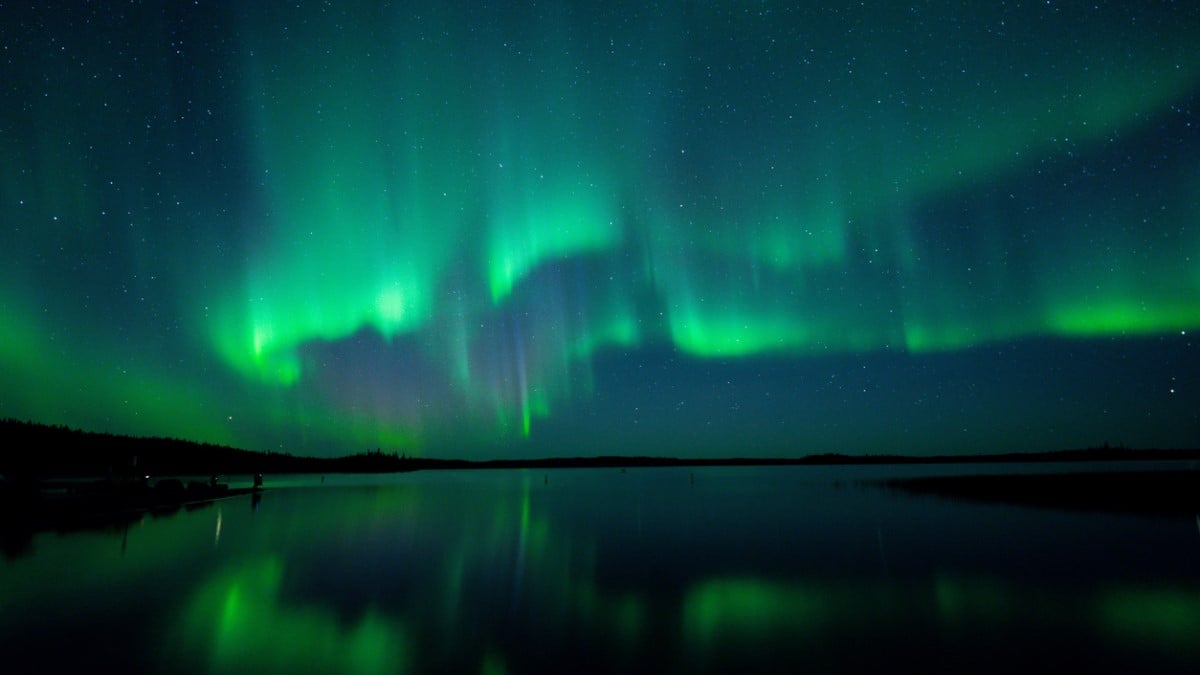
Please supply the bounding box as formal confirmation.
[683,578,832,642]
[425,473,647,666]
[934,576,1020,627]
[1097,588,1200,652]
[3,467,1199,673]
[174,557,409,674]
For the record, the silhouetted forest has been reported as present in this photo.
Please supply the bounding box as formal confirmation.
[0,419,413,476]
[3,418,1198,477]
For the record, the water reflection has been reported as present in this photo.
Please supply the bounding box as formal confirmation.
[1,468,1198,673]
[174,558,410,673]
[680,575,1200,673]
[1098,588,1200,653]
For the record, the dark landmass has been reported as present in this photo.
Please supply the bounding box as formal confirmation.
[884,471,1200,516]
[0,477,263,560]
[3,479,258,531]
[4,418,1200,477]
[3,419,1197,554]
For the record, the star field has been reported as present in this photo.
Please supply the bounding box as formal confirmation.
[1,1,1197,457]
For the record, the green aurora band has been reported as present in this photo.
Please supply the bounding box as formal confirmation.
[1,1,1198,456]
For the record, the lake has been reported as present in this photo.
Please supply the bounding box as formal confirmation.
[2,465,1198,673]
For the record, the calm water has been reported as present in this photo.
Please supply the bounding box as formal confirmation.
[2,466,1198,673]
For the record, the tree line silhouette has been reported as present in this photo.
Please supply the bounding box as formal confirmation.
[0,419,417,476]
[4,418,1198,478]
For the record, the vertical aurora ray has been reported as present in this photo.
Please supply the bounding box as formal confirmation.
[211,3,468,384]
[479,7,627,303]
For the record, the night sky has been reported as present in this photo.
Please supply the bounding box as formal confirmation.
[1,1,1198,458]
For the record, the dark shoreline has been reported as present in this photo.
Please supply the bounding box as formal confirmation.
[0,481,263,559]
[377,448,1200,472]
[5,418,1200,477]
[882,470,1200,516]
[4,419,1199,547]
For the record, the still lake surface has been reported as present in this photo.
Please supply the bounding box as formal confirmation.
[2,464,1198,673]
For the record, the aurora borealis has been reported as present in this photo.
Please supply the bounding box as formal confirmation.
[1,1,1197,458]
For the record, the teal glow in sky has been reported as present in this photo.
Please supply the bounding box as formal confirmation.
[1,1,1197,457]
